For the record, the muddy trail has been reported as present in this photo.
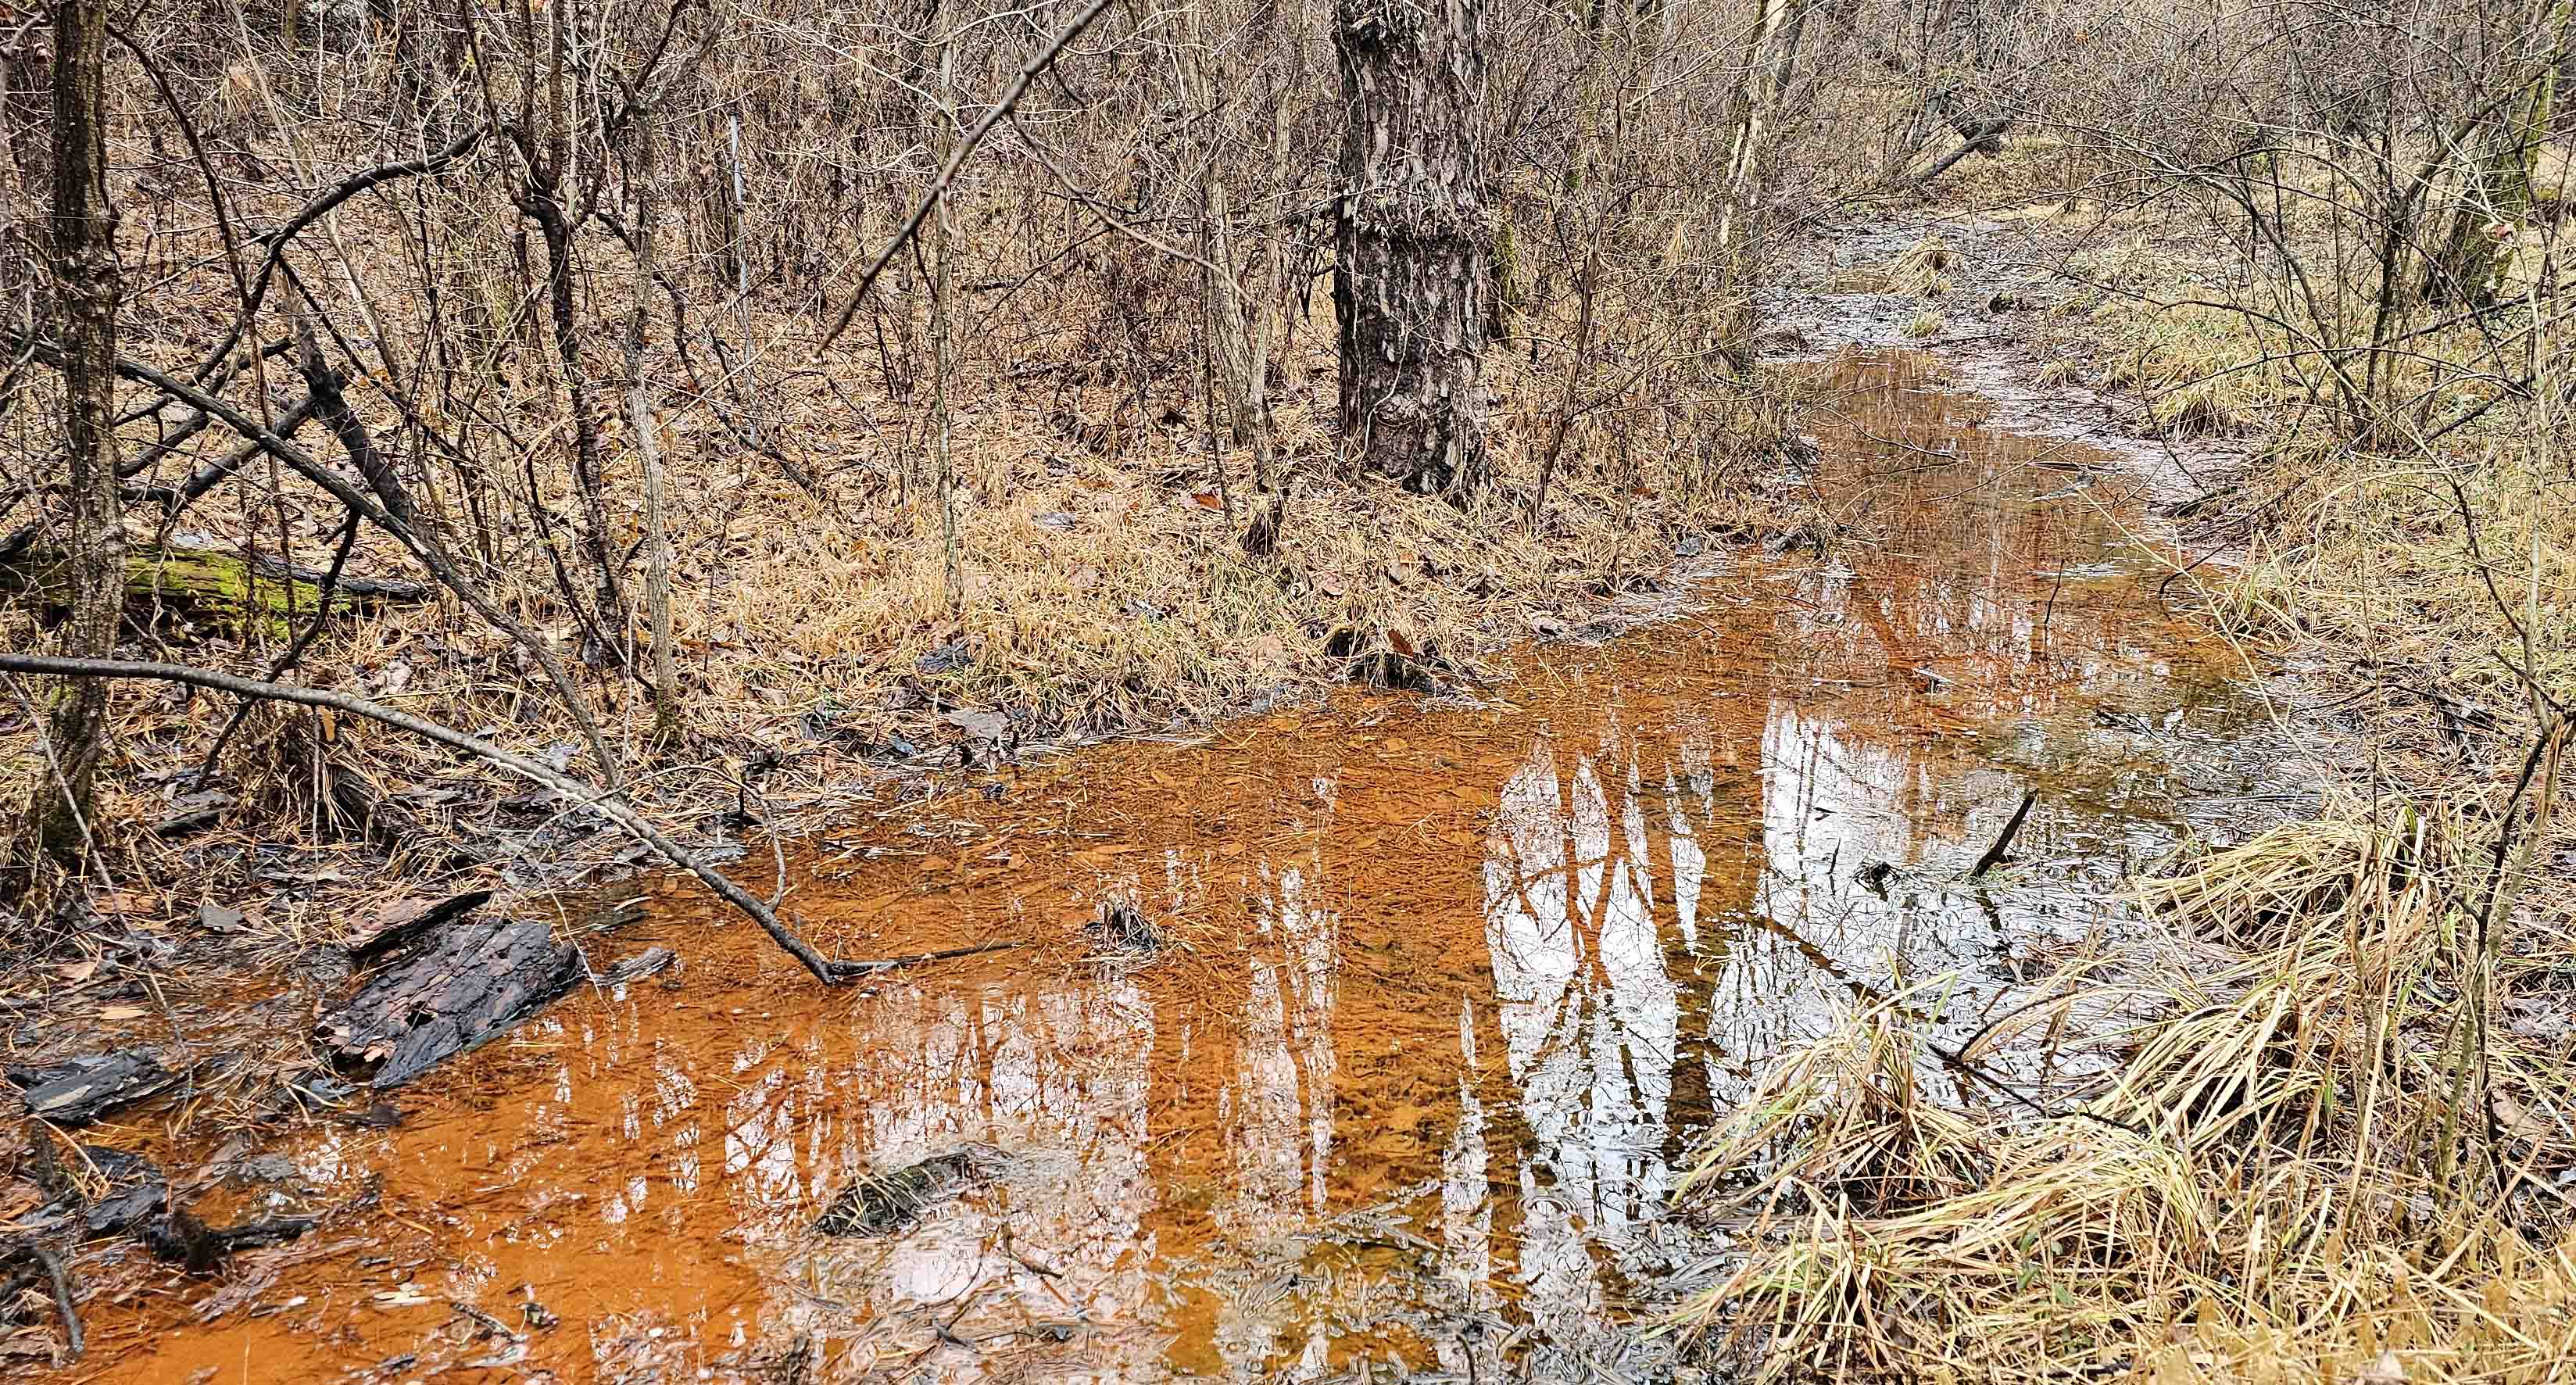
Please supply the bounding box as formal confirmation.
[23,333,2313,1382]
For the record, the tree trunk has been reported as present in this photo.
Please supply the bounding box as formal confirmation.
[624,104,680,742]
[2423,32,2558,308]
[1715,0,1805,251]
[1333,0,1491,497]
[30,0,124,864]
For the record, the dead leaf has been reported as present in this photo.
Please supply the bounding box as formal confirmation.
[1189,492,1224,511]
[940,708,1010,741]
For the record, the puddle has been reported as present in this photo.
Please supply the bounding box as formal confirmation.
[67,350,2313,1383]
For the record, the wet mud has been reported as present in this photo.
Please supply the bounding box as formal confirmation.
[45,349,2310,1383]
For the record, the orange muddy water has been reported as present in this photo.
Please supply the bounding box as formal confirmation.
[59,350,2303,1383]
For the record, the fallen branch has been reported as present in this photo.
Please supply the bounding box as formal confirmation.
[0,653,886,985]
[1971,789,2038,881]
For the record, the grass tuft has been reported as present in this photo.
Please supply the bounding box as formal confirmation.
[1671,799,2576,1384]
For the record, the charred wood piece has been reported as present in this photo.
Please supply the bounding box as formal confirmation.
[8,1049,177,1125]
[320,913,582,1090]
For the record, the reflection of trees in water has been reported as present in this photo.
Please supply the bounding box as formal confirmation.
[1208,858,1346,1378]
[684,413,2256,1374]
[1809,349,2195,710]
[1476,707,1762,1352]
[717,974,1162,1380]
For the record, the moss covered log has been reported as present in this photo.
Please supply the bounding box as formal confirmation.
[2,546,422,638]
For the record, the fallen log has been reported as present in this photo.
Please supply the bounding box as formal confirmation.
[320,907,585,1090]
[0,542,419,638]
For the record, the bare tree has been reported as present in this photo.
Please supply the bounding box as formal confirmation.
[24,0,123,866]
[1333,0,1491,496]
[1715,0,1809,250]
[624,98,681,742]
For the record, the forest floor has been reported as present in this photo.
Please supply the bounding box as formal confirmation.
[5,128,2571,1380]
[0,256,1814,1050]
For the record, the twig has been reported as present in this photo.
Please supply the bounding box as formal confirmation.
[1970,789,2038,881]
[2473,713,2569,932]
[176,127,488,387]
[834,939,1025,978]
[198,512,363,778]
[2,1241,84,1360]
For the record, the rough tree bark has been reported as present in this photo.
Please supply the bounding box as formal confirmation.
[27,0,124,865]
[1333,0,1490,497]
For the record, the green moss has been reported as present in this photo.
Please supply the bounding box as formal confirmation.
[2,546,326,639]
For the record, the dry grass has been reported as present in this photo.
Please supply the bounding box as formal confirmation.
[1715,113,2574,1385]
[1835,233,1958,299]
[0,241,1805,956]
[1671,796,2576,1383]
[2041,163,2573,802]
